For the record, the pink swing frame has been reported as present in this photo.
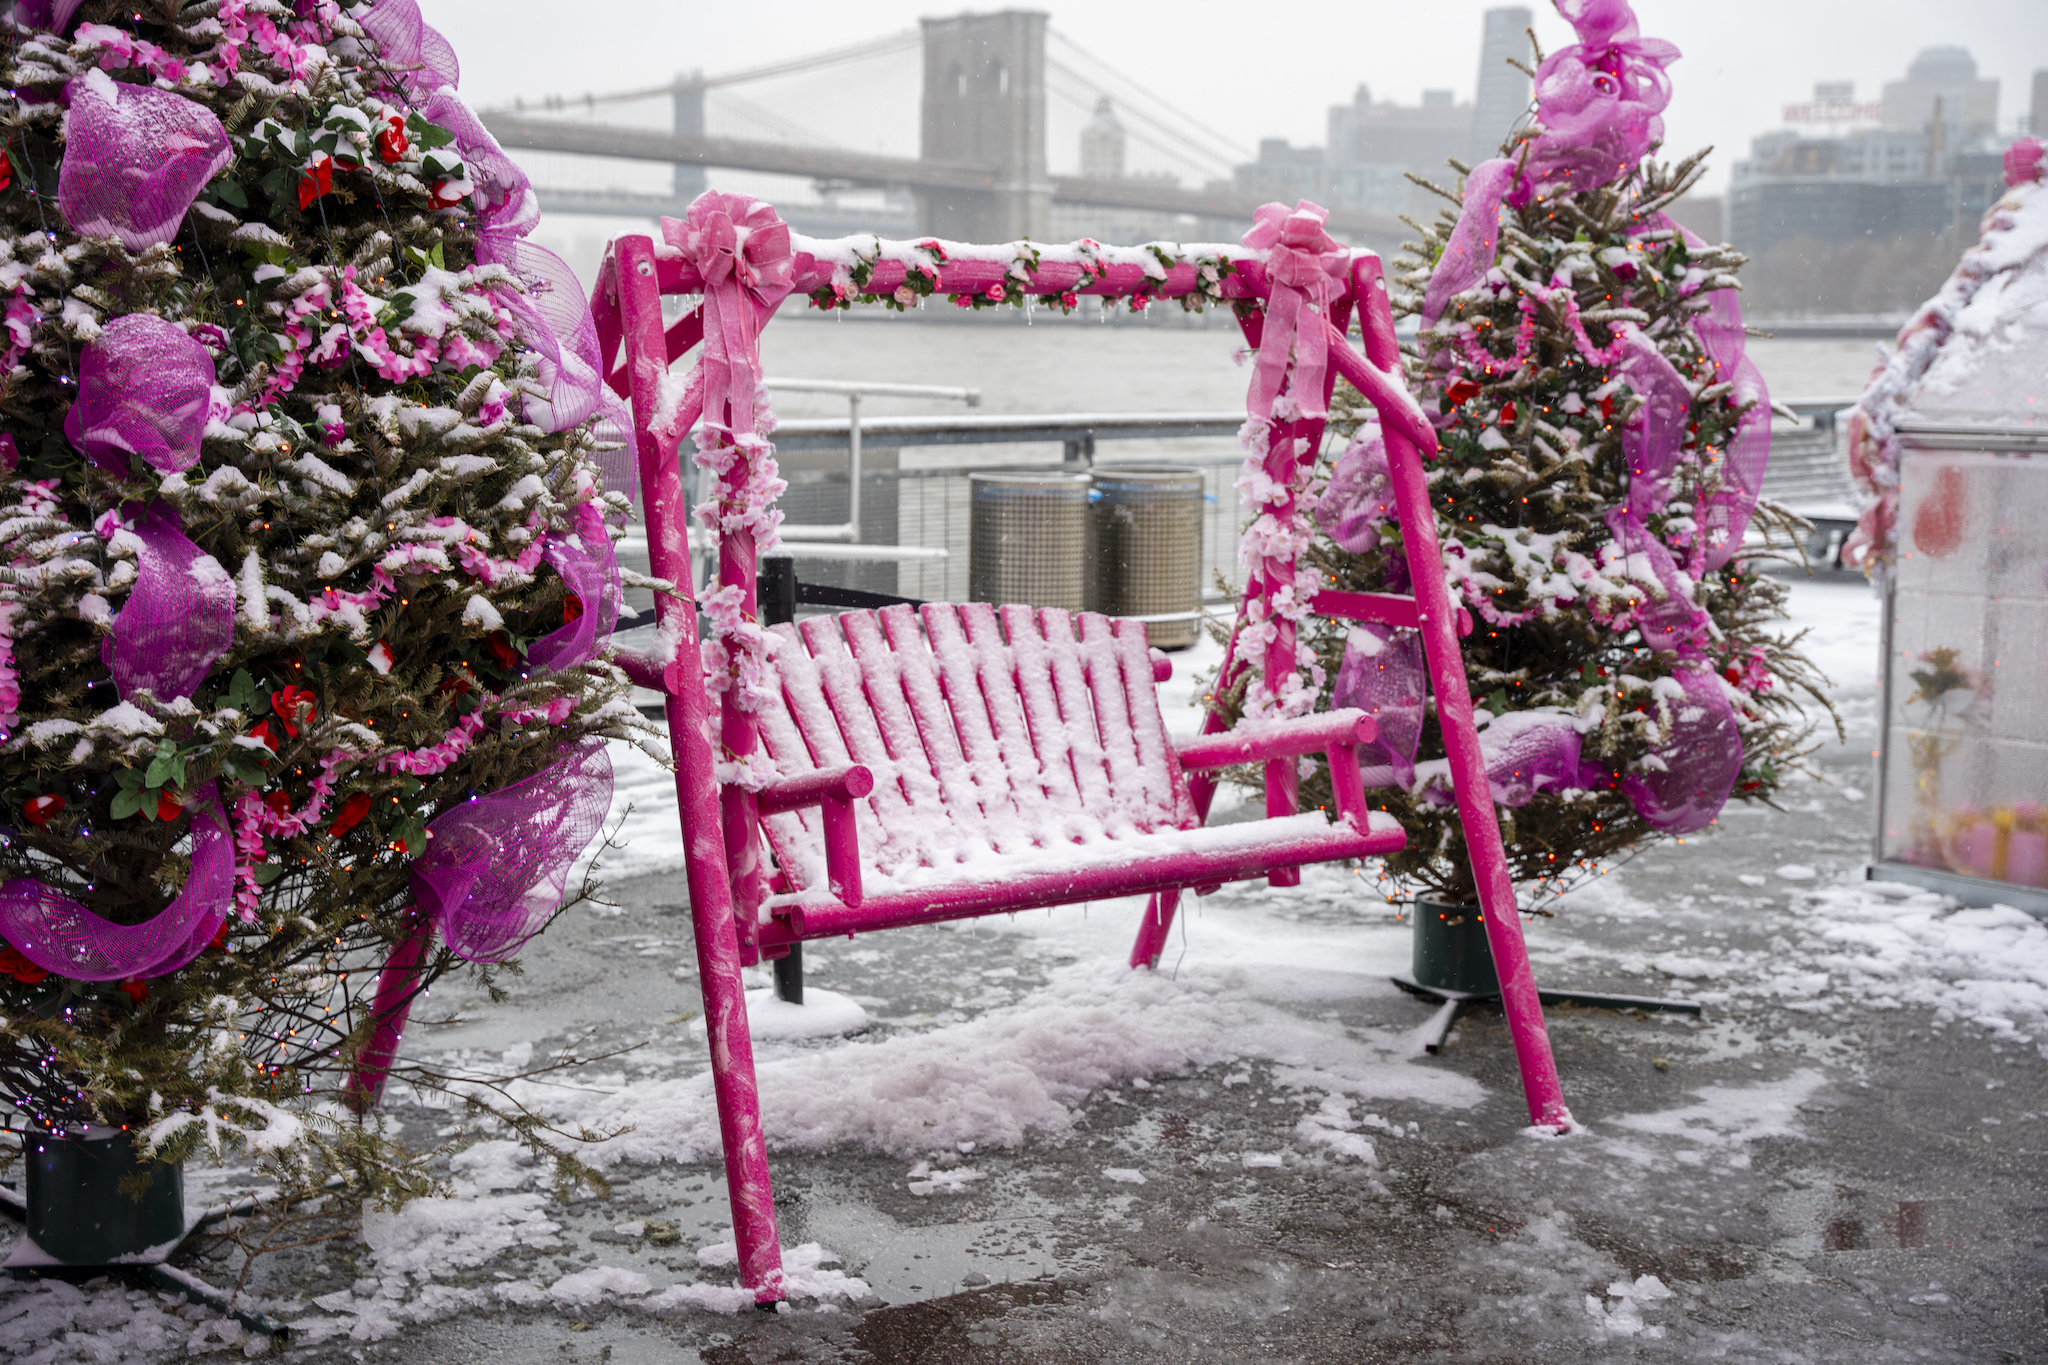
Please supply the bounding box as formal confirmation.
[591,216,1568,1303]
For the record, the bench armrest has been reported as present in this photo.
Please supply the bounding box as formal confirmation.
[1173,710,1376,771]
[1176,710,1380,847]
[755,765,872,907]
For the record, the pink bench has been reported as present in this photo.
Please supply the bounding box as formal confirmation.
[744,602,1404,953]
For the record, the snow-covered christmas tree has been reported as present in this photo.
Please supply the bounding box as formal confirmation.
[1287,0,1830,904]
[0,0,636,1192]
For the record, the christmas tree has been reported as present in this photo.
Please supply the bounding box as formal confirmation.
[1272,0,1830,904]
[0,0,636,1197]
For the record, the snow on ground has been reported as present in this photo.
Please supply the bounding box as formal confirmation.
[507,928,1483,1172]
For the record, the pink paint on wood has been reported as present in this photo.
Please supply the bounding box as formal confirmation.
[611,235,787,1301]
[755,765,874,813]
[1352,257,1570,1131]
[1128,889,1181,969]
[1174,709,1376,770]
[762,813,1407,944]
[345,909,433,1113]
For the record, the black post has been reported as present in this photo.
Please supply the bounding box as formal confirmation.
[758,556,801,1005]
[772,944,803,1006]
[759,554,797,627]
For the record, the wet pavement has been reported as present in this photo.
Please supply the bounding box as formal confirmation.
[25,576,2048,1362]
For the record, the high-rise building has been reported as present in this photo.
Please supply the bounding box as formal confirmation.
[1880,47,1999,139]
[1233,7,1533,221]
[1471,6,1534,165]
[2032,69,2048,136]
[1080,97,1125,181]
[1729,49,2009,313]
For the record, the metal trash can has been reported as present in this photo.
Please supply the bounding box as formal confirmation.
[969,472,1090,610]
[1088,465,1205,649]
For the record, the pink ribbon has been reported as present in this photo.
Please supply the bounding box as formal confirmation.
[57,73,231,253]
[661,195,796,455]
[525,502,622,673]
[98,500,236,703]
[64,314,216,477]
[0,784,232,981]
[1422,0,1679,323]
[349,742,613,1107]
[1241,200,1346,425]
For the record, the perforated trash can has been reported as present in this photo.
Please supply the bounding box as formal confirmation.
[1088,465,1205,648]
[969,472,1090,610]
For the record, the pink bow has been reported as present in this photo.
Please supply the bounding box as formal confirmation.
[1241,200,1345,426]
[2006,137,2045,188]
[661,194,795,456]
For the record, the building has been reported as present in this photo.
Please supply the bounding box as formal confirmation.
[1080,96,1124,181]
[1729,51,2013,315]
[1228,7,1532,222]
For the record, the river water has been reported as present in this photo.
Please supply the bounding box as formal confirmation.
[723,309,1886,603]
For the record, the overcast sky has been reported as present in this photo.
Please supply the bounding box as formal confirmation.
[429,0,2046,198]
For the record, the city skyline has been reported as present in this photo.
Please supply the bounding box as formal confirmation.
[429,0,2044,198]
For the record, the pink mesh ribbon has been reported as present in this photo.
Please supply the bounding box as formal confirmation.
[661,194,796,453]
[409,740,613,963]
[358,0,459,99]
[58,72,231,252]
[415,89,628,485]
[0,783,232,981]
[1421,160,1521,326]
[476,234,620,450]
[98,500,236,702]
[12,0,84,34]
[526,504,622,672]
[1242,200,1346,425]
[64,313,216,477]
[1422,0,1678,323]
[1619,666,1742,832]
[1316,422,1399,555]
[421,90,535,238]
[1333,622,1427,788]
[1683,276,1771,568]
[351,740,615,1109]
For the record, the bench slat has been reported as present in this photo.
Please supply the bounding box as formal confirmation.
[755,604,1207,898]
[1002,606,1089,831]
[866,604,996,856]
[922,604,1030,852]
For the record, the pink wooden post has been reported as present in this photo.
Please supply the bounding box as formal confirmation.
[345,908,433,1112]
[1128,890,1181,969]
[1349,256,1570,1130]
[610,235,788,1300]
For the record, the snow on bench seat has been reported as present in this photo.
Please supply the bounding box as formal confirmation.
[745,601,1403,940]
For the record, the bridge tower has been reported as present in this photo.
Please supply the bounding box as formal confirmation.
[674,70,706,202]
[918,10,1051,241]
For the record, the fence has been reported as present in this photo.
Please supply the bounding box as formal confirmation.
[614,392,1865,628]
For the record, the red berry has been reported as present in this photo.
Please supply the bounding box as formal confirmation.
[23,795,62,829]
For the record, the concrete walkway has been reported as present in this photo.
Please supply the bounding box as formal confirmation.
[11,574,2046,1362]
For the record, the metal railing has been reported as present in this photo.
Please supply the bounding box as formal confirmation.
[618,392,1865,616]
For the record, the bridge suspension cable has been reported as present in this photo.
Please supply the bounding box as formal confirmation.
[494,28,920,114]
[1045,29,1253,180]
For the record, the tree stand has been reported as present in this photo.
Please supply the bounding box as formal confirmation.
[0,1131,291,1339]
[1395,900,1702,1053]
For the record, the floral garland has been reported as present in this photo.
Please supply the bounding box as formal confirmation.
[805,236,1237,316]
